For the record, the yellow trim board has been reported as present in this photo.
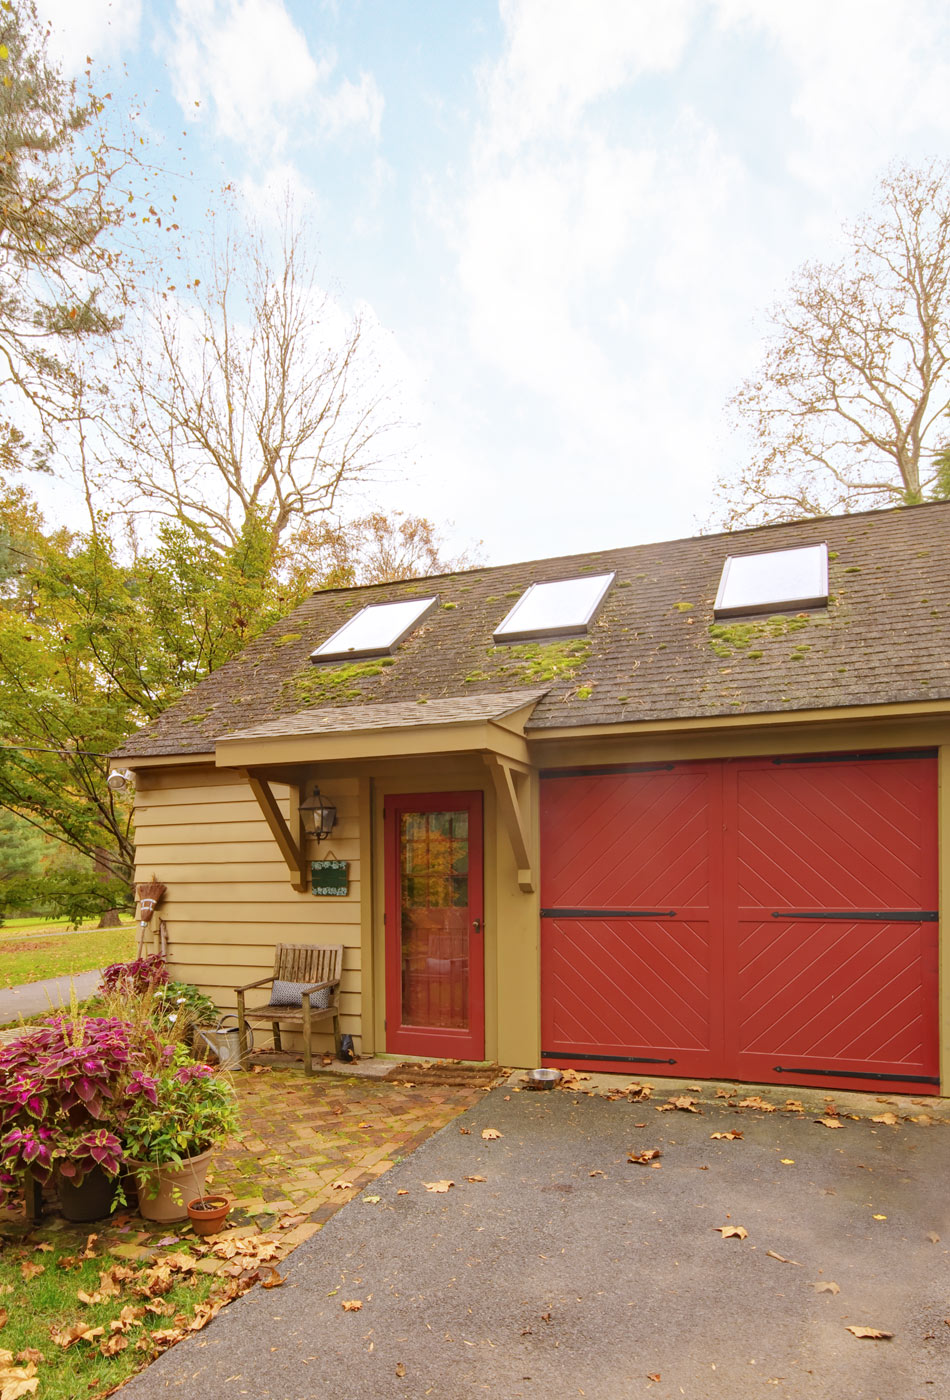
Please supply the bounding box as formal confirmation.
[529,697,950,743]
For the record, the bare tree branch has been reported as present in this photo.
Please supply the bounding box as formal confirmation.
[716,161,950,527]
[102,204,397,550]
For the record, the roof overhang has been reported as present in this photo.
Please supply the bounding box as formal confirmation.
[213,690,548,770]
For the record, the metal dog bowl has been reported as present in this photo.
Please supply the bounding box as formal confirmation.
[526,1068,562,1090]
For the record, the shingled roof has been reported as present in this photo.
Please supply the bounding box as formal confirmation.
[117,501,950,759]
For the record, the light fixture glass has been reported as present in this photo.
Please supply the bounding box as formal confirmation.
[299,786,338,841]
[106,768,134,792]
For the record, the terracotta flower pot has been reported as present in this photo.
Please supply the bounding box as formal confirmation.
[128,1148,213,1222]
[187,1194,231,1236]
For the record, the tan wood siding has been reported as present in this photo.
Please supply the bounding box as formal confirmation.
[132,766,363,1054]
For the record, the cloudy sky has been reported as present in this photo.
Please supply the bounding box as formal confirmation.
[37,0,950,565]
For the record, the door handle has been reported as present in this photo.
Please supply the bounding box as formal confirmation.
[473,919,482,933]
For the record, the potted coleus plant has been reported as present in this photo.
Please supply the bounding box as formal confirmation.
[122,1046,237,1222]
[0,1015,159,1222]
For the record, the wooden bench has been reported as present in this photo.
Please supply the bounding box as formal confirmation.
[234,944,343,1075]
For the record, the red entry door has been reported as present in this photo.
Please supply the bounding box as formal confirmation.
[384,791,484,1059]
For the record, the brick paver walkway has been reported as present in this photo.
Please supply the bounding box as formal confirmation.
[202,1066,493,1256]
[1,1062,497,1271]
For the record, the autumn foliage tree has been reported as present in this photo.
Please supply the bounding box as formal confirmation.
[0,1,136,471]
[717,162,950,527]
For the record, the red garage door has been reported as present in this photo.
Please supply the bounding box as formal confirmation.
[540,752,939,1094]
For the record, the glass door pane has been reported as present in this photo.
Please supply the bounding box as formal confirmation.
[400,809,470,1029]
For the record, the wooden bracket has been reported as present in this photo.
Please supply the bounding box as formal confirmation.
[240,770,307,892]
[485,755,534,893]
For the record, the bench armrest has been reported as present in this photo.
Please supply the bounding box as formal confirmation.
[234,976,273,993]
[299,979,338,996]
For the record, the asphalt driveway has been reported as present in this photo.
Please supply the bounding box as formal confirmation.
[119,1077,950,1400]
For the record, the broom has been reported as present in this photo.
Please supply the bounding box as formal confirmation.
[136,877,166,957]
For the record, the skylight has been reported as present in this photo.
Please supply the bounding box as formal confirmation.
[311,596,439,662]
[493,573,615,643]
[714,543,829,619]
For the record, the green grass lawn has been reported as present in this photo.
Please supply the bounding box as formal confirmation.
[0,924,137,987]
[0,1219,226,1399]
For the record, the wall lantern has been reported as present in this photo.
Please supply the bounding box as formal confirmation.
[299,786,337,842]
[107,768,134,792]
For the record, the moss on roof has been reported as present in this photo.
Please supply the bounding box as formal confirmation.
[117,501,950,757]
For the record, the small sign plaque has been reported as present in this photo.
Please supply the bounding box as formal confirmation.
[311,859,349,897]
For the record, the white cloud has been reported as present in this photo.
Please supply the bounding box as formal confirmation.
[715,0,950,194]
[169,0,383,154]
[416,0,950,560]
[483,0,696,154]
[38,0,142,75]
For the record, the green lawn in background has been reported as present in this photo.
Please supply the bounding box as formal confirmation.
[0,923,137,987]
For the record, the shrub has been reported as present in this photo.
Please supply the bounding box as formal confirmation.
[99,954,169,997]
[0,1015,159,1195]
[122,1046,237,1167]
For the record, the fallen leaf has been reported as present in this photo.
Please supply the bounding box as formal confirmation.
[846,1326,892,1340]
[0,1312,5,1332]
[20,1262,43,1282]
[341,1300,363,1312]
[872,1214,887,1221]
[647,1374,661,1383]
[13,1353,43,1366]
[589,1170,606,1178]
[396,1190,409,1196]
[364,1196,381,1204]
[715,1088,732,1099]
[625,1083,653,1101]
[332,1181,354,1191]
[628,1148,662,1165]
[154,1236,179,1248]
[99,1335,128,1357]
[812,1281,840,1294]
[927,1231,941,1244]
[423,1180,455,1192]
[871,1112,898,1125]
[0,1369,38,1399]
[481,1128,502,1140]
[714,1225,748,1240]
[395,1362,406,1377]
[33,1243,53,1254]
[710,1130,743,1140]
[780,1159,795,1165]
[110,1307,144,1334]
[51,1323,104,1349]
[657,1096,700,1113]
[458,1127,471,1135]
[81,1235,98,1258]
[784,1099,804,1113]
[260,1267,285,1289]
[149,1327,185,1347]
[276,1214,308,1230]
[465,1175,486,1183]
[738,1096,777,1113]
[816,1118,843,1129]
